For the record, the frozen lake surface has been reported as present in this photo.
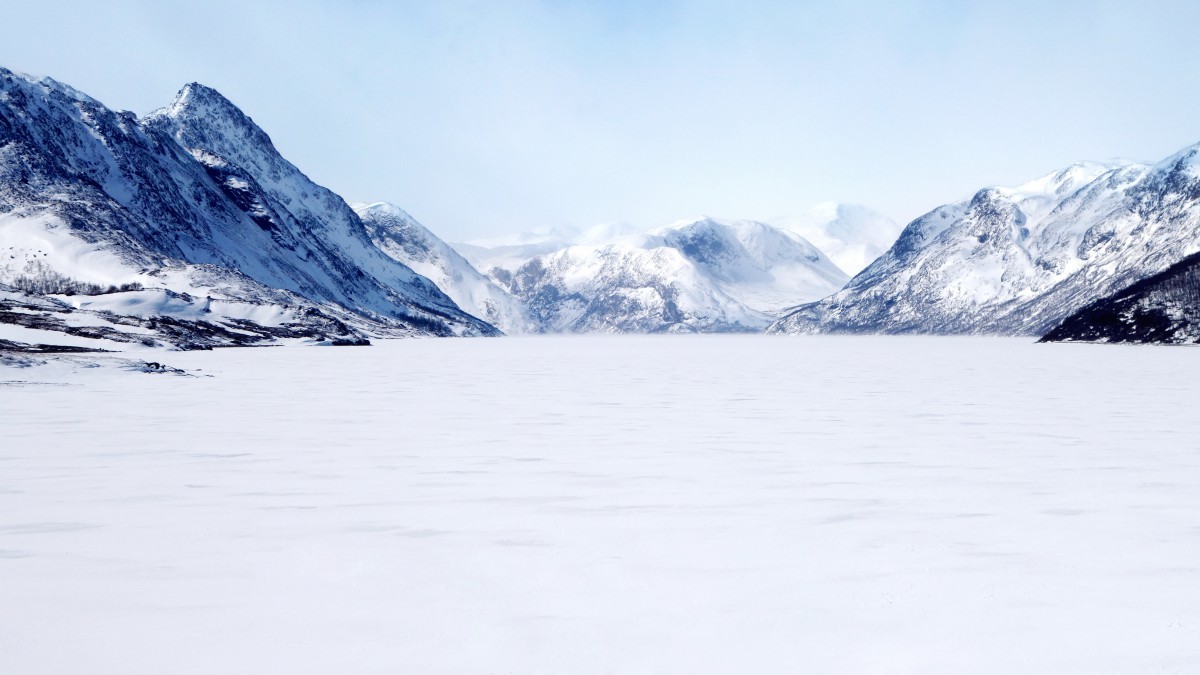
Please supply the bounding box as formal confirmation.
[3,335,1200,674]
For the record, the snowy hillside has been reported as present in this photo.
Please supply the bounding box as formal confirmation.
[769,152,1200,336]
[0,69,496,350]
[651,217,849,314]
[354,202,537,334]
[1041,250,1200,344]
[772,202,902,275]
[492,239,770,333]
[462,217,849,333]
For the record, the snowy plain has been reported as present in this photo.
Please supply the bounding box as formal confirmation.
[2,335,1200,674]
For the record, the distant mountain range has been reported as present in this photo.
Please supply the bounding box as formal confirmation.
[456,210,899,333]
[3,66,1199,349]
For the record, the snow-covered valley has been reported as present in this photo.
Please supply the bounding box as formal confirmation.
[3,336,1199,674]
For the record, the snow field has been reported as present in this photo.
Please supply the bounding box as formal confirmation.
[2,336,1199,674]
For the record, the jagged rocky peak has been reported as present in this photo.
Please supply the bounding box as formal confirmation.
[149,82,282,164]
[0,69,499,348]
[144,82,296,190]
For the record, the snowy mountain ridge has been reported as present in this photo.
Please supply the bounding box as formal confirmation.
[0,68,497,349]
[462,215,854,333]
[768,151,1200,336]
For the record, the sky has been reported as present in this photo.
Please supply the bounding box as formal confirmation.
[4,0,1200,241]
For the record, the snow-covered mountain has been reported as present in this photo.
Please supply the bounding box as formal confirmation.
[471,217,849,333]
[0,68,496,350]
[354,202,537,334]
[772,203,902,276]
[769,151,1200,336]
[653,217,849,314]
[1041,250,1200,344]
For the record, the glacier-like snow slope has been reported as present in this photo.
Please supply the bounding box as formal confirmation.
[3,336,1200,674]
[770,152,1200,336]
[0,68,496,345]
[354,202,537,334]
[771,202,903,276]
[463,217,849,333]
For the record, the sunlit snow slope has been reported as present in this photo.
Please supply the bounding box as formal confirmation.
[461,217,850,333]
[770,151,1200,336]
[354,202,537,334]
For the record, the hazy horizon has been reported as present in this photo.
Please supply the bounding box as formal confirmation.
[4,0,1200,240]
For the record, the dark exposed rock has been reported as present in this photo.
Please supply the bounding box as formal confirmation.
[1041,251,1200,344]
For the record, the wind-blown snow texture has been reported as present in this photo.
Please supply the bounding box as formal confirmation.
[3,336,1199,674]
[0,69,496,346]
[1041,250,1200,344]
[464,217,849,333]
[354,202,536,334]
[769,151,1200,336]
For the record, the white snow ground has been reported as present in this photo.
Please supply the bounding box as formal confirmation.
[2,336,1200,674]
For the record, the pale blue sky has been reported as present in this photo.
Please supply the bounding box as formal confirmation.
[4,0,1200,239]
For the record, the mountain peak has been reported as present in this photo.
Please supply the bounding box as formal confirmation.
[171,82,237,111]
[158,82,257,131]
[145,82,280,169]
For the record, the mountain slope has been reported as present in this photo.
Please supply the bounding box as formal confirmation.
[354,202,537,334]
[141,83,495,336]
[492,241,768,333]
[652,217,849,314]
[481,217,849,333]
[1040,251,1200,344]
[769,152,1200,336]
[0,68,496,348]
